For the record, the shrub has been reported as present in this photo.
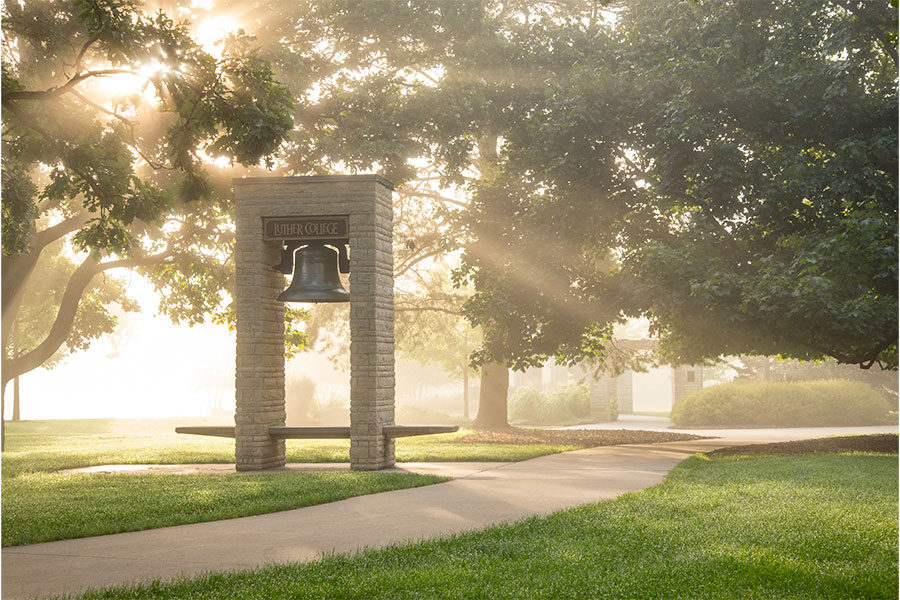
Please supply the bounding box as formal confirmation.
[671,379,893,427]
[285,376,317,424]
[509,384,591,425]
[508,386,544,423]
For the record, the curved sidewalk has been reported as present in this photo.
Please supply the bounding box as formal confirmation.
[2,425,895,599]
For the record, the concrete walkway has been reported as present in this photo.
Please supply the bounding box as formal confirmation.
[561,414,898,442]
[2,423,896,599]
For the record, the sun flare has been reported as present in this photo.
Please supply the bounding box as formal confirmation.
[193,15,242,58]
[83,71,152,105]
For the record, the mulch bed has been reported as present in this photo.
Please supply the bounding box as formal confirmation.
[706,434,899,458]
[452,428,710,447]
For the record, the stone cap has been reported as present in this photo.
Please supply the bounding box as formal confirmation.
[233,174,395,190]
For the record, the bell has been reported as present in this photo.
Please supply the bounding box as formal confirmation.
[278,243,350,303]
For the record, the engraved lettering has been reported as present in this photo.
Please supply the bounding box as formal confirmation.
[263,216,348,241]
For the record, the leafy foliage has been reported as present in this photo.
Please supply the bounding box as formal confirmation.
[508,383,589,426]
[671,379,894,427]
[396,268,480,381]
[1,0,297,388]
[720,354,899,407]
[0,158,37,257]
[458,0,898,371]
[3,0,291,255]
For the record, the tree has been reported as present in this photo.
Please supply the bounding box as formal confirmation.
[5,238,140,421]
[227,0,557,428]
[260,1,609,428]
[458,0,898,372]
[395,268,481,420]
[1,0,295,447]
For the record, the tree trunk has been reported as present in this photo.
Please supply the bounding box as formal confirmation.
[469,137,507,430]
[1,380,6,452]
[462,364,470,420]
[11,337,20,422]
[12,376,20,422]
[1,214,90,355]
[1,251,40,356]
[472,362,509,429]
[761,361,771,382]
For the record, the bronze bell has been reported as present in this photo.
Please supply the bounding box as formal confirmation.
[278,243,350,303]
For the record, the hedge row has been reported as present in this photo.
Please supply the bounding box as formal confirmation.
[509,384,592,426]
[671,379,894,427]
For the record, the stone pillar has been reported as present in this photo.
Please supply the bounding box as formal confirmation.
[615,371,634,414]
[348,182,395,470]
[589,373,615,422]
[549,361,570,388]
[233,175,395,471]
[672,365,704,406]
[234,197,287,471]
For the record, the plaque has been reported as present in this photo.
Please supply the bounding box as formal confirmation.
[262,215,349,241]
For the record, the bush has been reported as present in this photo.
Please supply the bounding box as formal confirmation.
[509,384,591,425]
[671,379,893,427]
[285,376,317,425]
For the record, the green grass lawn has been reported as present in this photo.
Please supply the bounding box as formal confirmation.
[65,452,897,600]
[2,419,577,478]
[2,470,446,547]
[1,419,576,547]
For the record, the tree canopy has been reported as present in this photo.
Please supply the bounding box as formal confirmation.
[458,0,898,371]
[3,0,894,435]
[1,0,295,390]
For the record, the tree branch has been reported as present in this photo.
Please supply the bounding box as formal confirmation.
[32,213,92,249]
[70,89,170,170]
[72,34,101,75]
[394,248,444,278]
[1,213,91,351]
[70,89,133,125]
[2,250,173,385]
[36,194,64,214]
[4,69,135,102]
[399,188,468,209]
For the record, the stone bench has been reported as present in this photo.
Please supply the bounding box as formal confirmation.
[175,425,459,439]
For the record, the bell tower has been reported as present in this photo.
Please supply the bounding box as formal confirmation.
[232,175,396,471]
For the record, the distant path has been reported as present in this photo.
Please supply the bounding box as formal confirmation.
[561,414,897,443]
[2,423,896,600]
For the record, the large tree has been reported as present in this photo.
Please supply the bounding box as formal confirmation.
[3,0,583,438]
[1,0,295,446]
[230,0,569,428]
[459,0,898,372]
